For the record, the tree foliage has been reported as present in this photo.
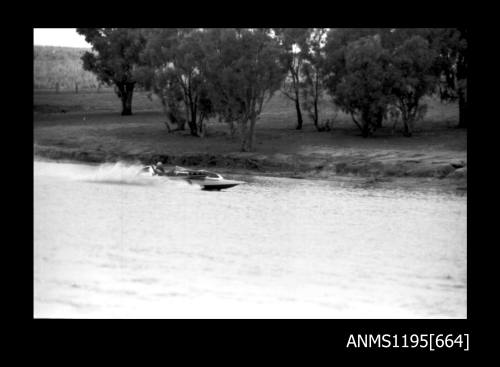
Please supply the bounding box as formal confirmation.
[300,28,329,131]
[136,28,214,136]
[76,28,146,115]
[388,35,438,136]
[274,28,310,130]
[426,28,468,128]
[324,28,446,136]
[325,33,394,137]
[72,27,466,147]
[199,28,287,151]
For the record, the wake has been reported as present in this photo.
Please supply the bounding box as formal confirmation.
[82,161,194,189]
[34,160,195,189]
[81,161,159,185]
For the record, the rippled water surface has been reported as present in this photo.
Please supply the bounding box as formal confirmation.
[34,161,466,318]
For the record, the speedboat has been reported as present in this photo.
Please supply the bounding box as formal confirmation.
[139,165,244,191]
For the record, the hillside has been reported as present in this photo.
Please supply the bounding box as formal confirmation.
[34,45,102,91]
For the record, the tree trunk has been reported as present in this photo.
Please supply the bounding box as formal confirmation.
[374,108,383,129]
[361,122,370,138]
[228,121,237,138]
[197,111,205,137]
[188,116,199,137]
[239,119,250,152]
[186,98,197,136]
[351,113,363,133]
[361,111,371,138]
[247,115,257,151]
[294,93,303,130]
[160,98,174,132]
[177,119,186,131]
[456,28,467,129]
[457,88,467,128]
[313,97,319,130]
[118,82,135,116]
[403,119,413,137]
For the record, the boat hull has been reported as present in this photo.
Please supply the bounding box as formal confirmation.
[189,179,244,191]
[200,183,240,191]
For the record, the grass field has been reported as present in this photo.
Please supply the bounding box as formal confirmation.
[34,89,467,189]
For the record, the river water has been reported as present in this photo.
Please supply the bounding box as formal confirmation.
[34,161,466,318]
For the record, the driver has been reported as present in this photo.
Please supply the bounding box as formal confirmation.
[153,161,165,175]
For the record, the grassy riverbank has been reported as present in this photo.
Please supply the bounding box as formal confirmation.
[34,90,467,191]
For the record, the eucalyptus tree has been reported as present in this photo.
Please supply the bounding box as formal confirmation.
[388,34,438,136]
[428,28,467,128]
[200,28,287,151]
[300,28,329,131]
[274,28,310,130]
[136,28,214,136]
[325,33,394,137]
[375,28,467,129]
[324,28,441,137]
[76,28,146,115]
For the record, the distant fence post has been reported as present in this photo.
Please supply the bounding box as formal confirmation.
[55,82,60,93]
[75,82,79,94]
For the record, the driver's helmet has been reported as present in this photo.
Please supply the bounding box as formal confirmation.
[156,162,163,167]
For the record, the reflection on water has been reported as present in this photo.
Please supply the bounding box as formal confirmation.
[34,161,466,318]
